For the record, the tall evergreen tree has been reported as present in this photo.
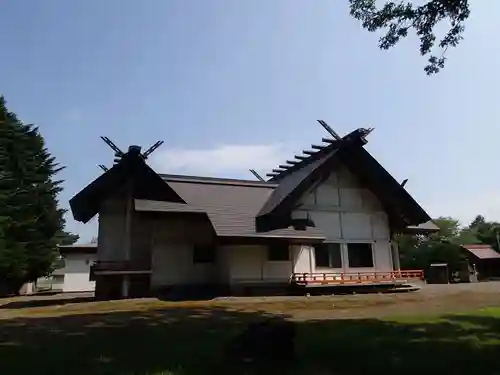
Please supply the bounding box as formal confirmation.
[0,96,77,294]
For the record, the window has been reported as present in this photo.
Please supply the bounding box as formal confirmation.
[347,243,374,268]
[268,243,290,261]
[193,244,216,263]
[315,243,342,268]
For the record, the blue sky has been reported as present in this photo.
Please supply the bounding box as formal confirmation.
[1,1,499,242]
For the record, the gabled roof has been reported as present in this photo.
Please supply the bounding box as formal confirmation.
[256,129,432,232]
[404,220,440,234]
[256,152,336,231]
[69,148,185,223]
[70,125,433,239]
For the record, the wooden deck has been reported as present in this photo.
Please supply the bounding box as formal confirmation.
[291,270,424,287]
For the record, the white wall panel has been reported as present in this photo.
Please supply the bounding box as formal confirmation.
[228,245,263,281]
[371,213,390,240]
[62,254,96,292]
[373,241,393,271]
[362,189,382,211]
[309,211,342,240]
[316,184,340,206]
[225,245,294,284]
[339,188,363,210]
[341,213,372,240]
[151,242,217,286]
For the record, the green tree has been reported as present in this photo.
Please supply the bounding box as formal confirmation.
[398,216,472,274]
[349,0,471,74]
[56,230,79,246]
[468,215,500,250]
[0,96,76,294]
[428,217,461,242]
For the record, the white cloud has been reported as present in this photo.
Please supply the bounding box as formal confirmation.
[150,143,293,178]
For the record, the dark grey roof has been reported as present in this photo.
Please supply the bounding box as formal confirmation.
[159,173,278,187]
[58,244,97,254]
[135,176,326,240]
[258,152,335,218]
[70,126,432,237]
[70,152,185,223]
[58,244,97,248]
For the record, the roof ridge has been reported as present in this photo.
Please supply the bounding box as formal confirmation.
[160,173,277,188]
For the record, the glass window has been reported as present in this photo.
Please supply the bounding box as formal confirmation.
[347,243,374,268]
[315,245,330,267]
[314,243,342,268]
[268,243,290,261]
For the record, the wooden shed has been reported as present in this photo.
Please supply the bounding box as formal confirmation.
[461,244,500,280]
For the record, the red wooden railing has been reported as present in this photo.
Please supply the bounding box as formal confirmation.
[291,270,424,286]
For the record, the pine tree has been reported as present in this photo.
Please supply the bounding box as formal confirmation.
[0,96,77,294]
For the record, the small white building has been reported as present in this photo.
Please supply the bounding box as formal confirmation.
[57,244,97,293]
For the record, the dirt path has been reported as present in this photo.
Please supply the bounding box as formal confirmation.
[1,282,499,321]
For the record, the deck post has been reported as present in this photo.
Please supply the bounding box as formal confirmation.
[391,241,401,271]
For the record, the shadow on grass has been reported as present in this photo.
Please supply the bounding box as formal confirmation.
[1,305,500,375]
[0,296,95,309]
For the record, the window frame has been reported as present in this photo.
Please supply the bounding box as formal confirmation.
[346,242,374,268]
[314,243,343,269]
[267,243,290,262]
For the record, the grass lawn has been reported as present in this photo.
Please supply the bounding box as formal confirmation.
[1,293,500,374]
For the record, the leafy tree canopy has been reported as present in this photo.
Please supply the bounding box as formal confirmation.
[349,0,471,74]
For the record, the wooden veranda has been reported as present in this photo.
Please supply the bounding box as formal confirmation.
[291,270,424,287]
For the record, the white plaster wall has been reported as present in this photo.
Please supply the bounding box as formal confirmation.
[151,242,217,286]
[62,253,96,292]
[225,245,293,284]
[373,241,393,272]
[294,166,393,273]
[150,217,217,287]
[228,245,263,281]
